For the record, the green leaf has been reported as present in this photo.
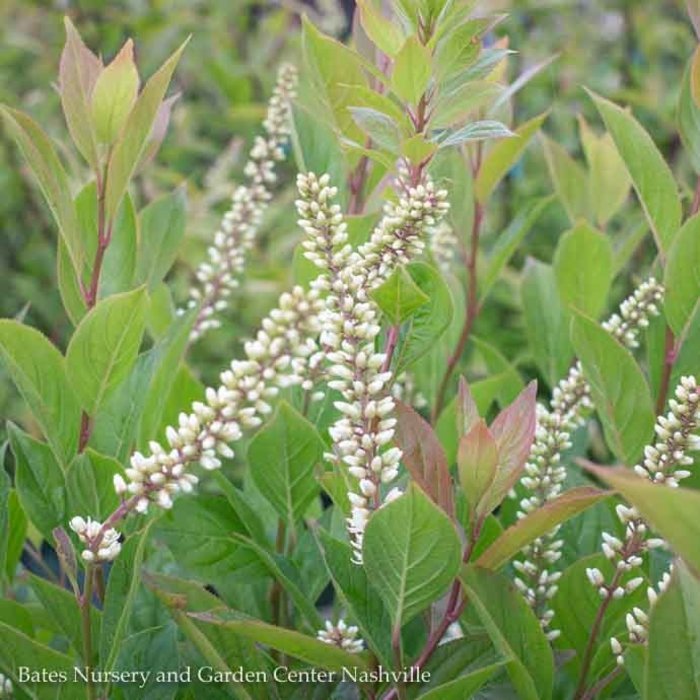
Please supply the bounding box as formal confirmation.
[349,107,401,152]
[418,661,505,699]
[135,188,187,291]
[363,483,462,628]
[100,524,153,672]
[190,609,370,672]
[0,622,84,699]
[476,111,548,202]
[476,487,609,570]
[439,120,513,148]
[393,401,454,517]
[472,336,524,405]
[57,238,88,326]
[0,319,81,467]
[66,449,124,520]
[8,423,66,542]
[248,402,323,526]
[392,36,432,104]
[91,40,139,144]
[586,465,700,577]
[460,565,554,700]
[664,213,700,339]
[541,134,589,223]
[3,491,26,581]
[571,313,655,465]
[679,47,700,174]
[316,529,393,666]
[578,115,631,226]
[458,419,498,523]
[29,573,100,659]
[66,287,148,414]
[371,266,430,324]
[521,258,573,388]
[645,563,700,700]
[588,89,681,252]
[59,17,102,169]
[0,449,11,579]
[394,262,454,374]
[357,0,404,56]
[105,38,188,219]
[553,221,613,318]
[0,106,83,274]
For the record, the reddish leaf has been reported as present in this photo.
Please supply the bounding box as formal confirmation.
[476,486,609,570]
[136,93,180,171]
[394,401,454,517]
[457,419,499,522]
[457,375,481,435]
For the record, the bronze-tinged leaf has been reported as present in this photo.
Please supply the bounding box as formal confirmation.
[394,401,454,517]
[457,418,499,522]
[457,375,481,435]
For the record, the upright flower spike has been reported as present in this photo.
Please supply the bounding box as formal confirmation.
[513,278,665,639]
[317,619,364,653]
[296,171,449,563]
[591,376,699,665]
[185,64,298,342]
[429,221,458,273]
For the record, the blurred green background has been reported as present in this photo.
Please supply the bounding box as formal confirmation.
[1,0,696,428]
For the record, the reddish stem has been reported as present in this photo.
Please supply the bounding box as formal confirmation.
[655,325,677,414]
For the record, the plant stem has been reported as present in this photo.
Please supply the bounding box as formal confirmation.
[580,666,624,700]
[80,565,97,700]
[655,325,677,414]
[391,625,406,700]
[432,200,484,422]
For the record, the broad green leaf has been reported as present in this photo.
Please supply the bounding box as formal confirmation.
[664,213,700,339]
[100,524,153,672]
[193,608,370,673]
[135,188,187,291]
[553,221,613,318]
[0,622,84,699]
[349,106,401,152]
[472,336,524,405]
[418,661,505,699]
[429,147,474,237]
[0,449,11,578]
[439,120,513,148]
[480,197,553,302]
[91,40,139,144]
[59,17,102,169]
[57,238,88,325]
[248,402,323,525]
[541,134,589,222]
[371,266,430,324]
[578,115,631,226]
[460,566,554,700]
[316,530,393,666]
[458,419,498,522]
[588,89,681,252]
[392,36,432,105]
[586,465,700,577]
[0,599,33,637]
[3,491,26,581]
[679,52,700,174]
[105,38,188,219]
[156,495,267,581]
[0,106,83,274]
[431,81,501,130]
[8,423,66,542]
[476,111,548,202]
[521,258,573,388]
[0,320,81,467]
[363,483,462,628]
[66,449,124,520]
[66,287,148,414]
[433,18,486,82]
[29,573,100,659]
[357,0,404,56]
[645,563,700,700]
[394,262,454,374]
[393,401,454,516]
[572,314,654,465]
[477,487,609,570]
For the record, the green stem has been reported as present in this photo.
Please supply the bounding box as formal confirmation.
[80,566,97,700]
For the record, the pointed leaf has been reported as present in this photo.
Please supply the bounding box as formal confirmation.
[458,419,498,522]
[392,36,432,104]
[370,266,430,323]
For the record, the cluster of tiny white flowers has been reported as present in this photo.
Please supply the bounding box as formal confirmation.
[513,278,665,640]
[589,376,699,665]
[316,619,364,653]
[0,674,12,697]
[185,64,298,342]
[391,371,428,409]
[295,171,449,563]
[69,516,121,563]
[428,221,458,273]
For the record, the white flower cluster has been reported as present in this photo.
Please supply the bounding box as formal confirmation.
[429,221,458,273]
[186,64,298,342]
[513,278,665,640]
[0,674,12,698]
[317,619,364,653]
[588,376,699,665]
[391,371,428,410]
[69,516,121,563]
[295,171,449,563]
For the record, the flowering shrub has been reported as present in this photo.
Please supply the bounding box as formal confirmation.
[1,4,700,700]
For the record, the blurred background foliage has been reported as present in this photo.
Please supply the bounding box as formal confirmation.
[1,0,696,428]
